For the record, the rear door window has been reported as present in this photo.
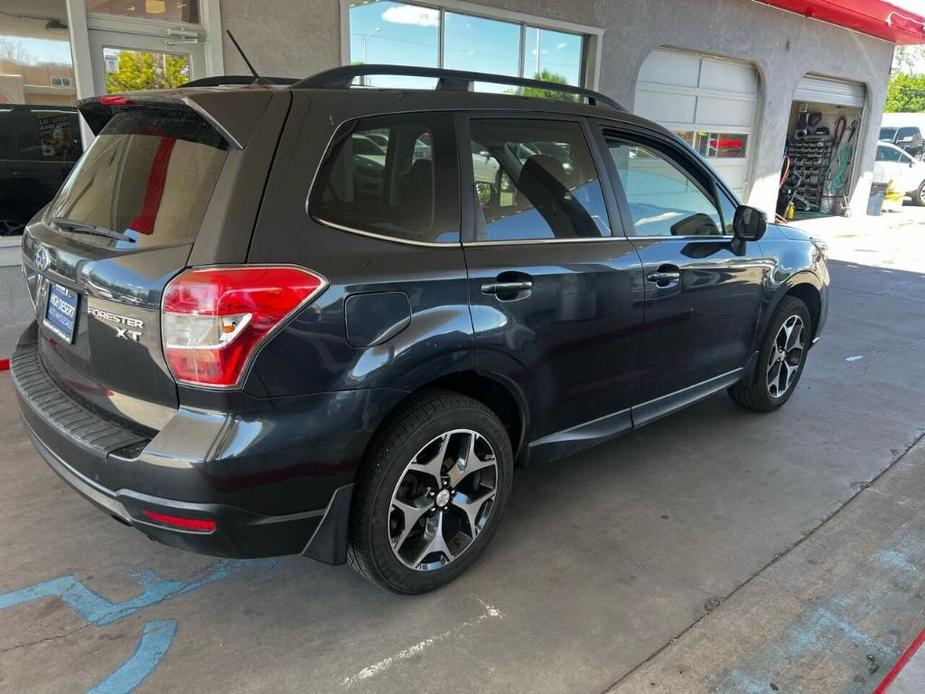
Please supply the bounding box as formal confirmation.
[49,108,228,249]
[309,113,460,244]
[466,118,611,241]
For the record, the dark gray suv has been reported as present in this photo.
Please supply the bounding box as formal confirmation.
[12,66,828,593]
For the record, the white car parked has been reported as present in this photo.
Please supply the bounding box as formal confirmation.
[874,141,925,206]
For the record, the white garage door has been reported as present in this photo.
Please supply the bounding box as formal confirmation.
[635,48,759,196]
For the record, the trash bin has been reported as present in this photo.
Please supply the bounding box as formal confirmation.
[868,183,887,216]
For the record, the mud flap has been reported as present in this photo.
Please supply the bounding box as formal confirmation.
[301,483,354,565]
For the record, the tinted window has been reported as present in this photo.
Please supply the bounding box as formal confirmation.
[880,127,897,142]
[606,136,723,237]
[49,108,228,249]
[877,145,903,163]
[468,119,610,241]
[897,127,920,140]
[310,113,459,244]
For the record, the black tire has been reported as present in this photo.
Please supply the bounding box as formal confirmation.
[913,181,925,207]
[728,296,812,412]
[347,390,513,593]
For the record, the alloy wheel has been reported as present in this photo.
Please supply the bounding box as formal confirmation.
[388,429,498,572]
[767,315,805,399]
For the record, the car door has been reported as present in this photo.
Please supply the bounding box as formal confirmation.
[459,114,644,452]
[597,124,766,424]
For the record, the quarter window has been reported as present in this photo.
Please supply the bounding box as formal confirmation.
[605,136,724,237]
[468,119,611,242]
[310,113,459,244]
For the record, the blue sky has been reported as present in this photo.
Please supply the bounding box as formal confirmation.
[348,1,583,89]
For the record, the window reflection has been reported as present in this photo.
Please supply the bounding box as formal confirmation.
[87,0,200,24]
[348,1,586,91]
[0,0,80,236]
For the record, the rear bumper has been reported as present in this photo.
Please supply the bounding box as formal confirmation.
[19,415,328,557]
[11,323,406,560]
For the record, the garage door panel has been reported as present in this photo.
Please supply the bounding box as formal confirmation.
[695,96,756,129]
[635,90,697,124]
[636,48,759,194]
[699,58,758,95]
[638,49,700,87]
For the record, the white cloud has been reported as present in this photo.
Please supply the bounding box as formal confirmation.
[381,5,439,27]
[555,42,568,50]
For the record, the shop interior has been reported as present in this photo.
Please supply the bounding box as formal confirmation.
[778,101,862,220]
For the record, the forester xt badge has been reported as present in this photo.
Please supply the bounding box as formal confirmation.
[88,306,144,342]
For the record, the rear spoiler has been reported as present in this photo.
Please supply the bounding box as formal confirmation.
[78,88,278,149]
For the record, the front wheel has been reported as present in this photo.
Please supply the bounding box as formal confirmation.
[913,180,925,207]
[728,296,811,412]
[348,390,513,593]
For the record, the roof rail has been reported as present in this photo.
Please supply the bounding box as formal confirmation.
[182,75,298,88]
[292,65,624,110]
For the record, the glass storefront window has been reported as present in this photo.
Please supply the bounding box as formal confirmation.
[349,1,439,87]
[444,12,519,93]
[0,2,75,107]
[0,0,80,236]
[87,0,200,24]
[522,26,583,86]
[103,47,191,92]
[348,2,586,91]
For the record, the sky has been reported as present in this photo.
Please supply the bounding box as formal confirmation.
[1,36,72,66]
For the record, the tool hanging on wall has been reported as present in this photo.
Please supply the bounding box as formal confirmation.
[826,118,857,201]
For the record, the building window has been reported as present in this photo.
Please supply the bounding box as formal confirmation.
[87,0,200,24]
[348,1,587,90]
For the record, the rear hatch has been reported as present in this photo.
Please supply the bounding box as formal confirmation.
[22,99,238,431]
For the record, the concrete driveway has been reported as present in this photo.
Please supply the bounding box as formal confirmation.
[2,223,925,693]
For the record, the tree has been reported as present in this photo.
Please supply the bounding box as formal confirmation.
[893,46,925,73]
[885,72,925,113]
[105,50,190,92]
[513,70,578,102]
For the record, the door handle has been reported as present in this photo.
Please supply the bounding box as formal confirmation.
[646,265,681,287]
[481,281,533,294]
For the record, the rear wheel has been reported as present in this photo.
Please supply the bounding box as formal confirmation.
[348,391,513,593]
[728,296,811,412]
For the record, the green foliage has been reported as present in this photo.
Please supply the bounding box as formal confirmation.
[514,70,577,102]
[105,50,190,92]
[885,72,925,113]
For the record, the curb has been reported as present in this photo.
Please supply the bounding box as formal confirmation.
[873,626,925,694]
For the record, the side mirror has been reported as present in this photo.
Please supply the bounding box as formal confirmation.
[474,181,498,207]
[733,205,767,242]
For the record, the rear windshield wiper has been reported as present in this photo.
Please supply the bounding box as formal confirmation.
[51,217,136,243]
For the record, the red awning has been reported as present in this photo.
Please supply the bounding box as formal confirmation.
[755,0,925,44]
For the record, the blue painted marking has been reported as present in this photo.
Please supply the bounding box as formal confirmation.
[876,549,919,574]
[85,620,178,694]
[0,559,275,693]
[0,560,256,626]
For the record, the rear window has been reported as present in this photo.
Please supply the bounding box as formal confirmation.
[309,112,460,244]
[48,108,228,249]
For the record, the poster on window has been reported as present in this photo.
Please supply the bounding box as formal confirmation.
[37,114,77,157]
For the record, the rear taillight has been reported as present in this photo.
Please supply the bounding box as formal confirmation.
[161,266,327,388]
